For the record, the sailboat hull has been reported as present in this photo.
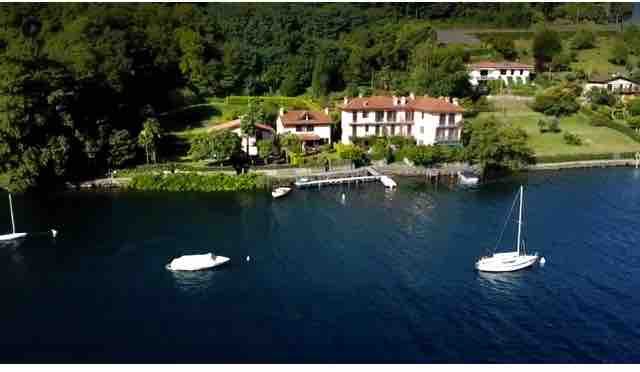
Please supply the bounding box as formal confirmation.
[476,252,539,272]
[0,232,27,241]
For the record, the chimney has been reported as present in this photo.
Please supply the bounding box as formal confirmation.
[409,92,415,100]
[400,96,406,105]
[392,95,398,106]
[343,97,349,105]
[323,107,329,115]
[279,107,285,116]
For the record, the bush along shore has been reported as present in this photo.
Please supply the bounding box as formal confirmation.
[127,173,270,192]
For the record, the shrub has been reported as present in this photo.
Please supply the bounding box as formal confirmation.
[537,117,561,133]
[627,97,640,116]
[531,83,581,116]
[571,28,596,50]
[335,143,366,165]
[563,132,583,145]
[627,116,640,130]
[586,87,617,106]
[610,40,629,66]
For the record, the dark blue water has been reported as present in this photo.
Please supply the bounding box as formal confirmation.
[1,168,640,363]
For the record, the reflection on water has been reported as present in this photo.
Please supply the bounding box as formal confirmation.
[476,270,531,295]
[169,269,216,294]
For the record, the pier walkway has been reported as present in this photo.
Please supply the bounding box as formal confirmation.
[294,167,396,189]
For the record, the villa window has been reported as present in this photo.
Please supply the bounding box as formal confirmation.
[407,125,412,135]
[386,111,396,122]
[439,114,446,126]
[365,125,369,133]
[352,112,357,123]
[510,70,514,75]
[375,126,380,136]
[307,126,314,132]
[363,111,369,118]
[422,112,425,119]
[480,70,488,76]
[352,126,356,138]
[406,111,414,121]
[375,111,384,122]
[448,114,455,126]
[519,70,523,75]
[500,69,506,75]
[390,125,395,135]
[296,127,303,132]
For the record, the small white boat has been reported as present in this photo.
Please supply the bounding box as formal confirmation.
[166,253,230,272]
[0,194,27,241]
[458,171,480,186]
[272,187,292,199]
[476,185,539,272]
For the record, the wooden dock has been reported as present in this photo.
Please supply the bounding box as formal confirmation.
[294,167,396,189]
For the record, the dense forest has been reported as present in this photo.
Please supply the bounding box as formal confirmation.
[0,3,634,191]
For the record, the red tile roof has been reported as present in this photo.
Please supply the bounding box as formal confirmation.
[280,110,333,126]
[469,61,534,70]
[341,96,464,113]
[295,133,322,141]
[208,119,274,133]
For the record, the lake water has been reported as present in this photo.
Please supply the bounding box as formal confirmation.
[1,168,640,363]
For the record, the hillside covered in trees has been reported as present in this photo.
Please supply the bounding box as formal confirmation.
[0,3,634,191]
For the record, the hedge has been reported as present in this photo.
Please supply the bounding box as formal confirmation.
[224,96,320,110]
[128,173,269,192]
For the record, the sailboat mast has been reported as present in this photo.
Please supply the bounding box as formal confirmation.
[9,194,15,234]
[517,185,523,254]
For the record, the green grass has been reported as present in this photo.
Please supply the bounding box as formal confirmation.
[478,109,640,157]
[510,34,632,76]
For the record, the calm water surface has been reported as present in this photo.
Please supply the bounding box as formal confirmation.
[1,168,640,362]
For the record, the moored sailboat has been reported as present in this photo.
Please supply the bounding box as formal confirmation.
[476,185,539,272]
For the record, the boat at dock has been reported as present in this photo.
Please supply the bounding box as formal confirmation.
[476,185,539,272]
[166,253,230,272]
[458,171,480,186]
[272,187,292,199]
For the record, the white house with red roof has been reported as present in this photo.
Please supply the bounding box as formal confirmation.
[209,119,275,156]
[468,61,534,86]
[276,108,333,149]
[339,93,464,145]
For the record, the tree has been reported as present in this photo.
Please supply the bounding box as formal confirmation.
[464,116,534,175]
[257,139,275,163]
[409,43,471,97]
[188,130,241,161]
[279,133,302,163]
[571,28,596,50]
[108,129,136,168]
[488,35,518,60]
[531,83,581,117]
[240,98,265,156]
[137,118,162,164]
[610,40,629,66]
[532,28,562,72]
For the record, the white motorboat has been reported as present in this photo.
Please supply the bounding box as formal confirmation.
[272,187,292,199]
[0,194,27,241]
[458,171,480,186]
[476,185,539,272]
[166,253,230,272]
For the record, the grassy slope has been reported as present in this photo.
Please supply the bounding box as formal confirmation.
[511,34,631,75]
[478,106,640,157]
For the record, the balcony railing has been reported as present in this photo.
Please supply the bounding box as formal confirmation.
[435,136,461,144]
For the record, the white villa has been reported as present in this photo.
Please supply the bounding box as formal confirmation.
[276,108,333,150]
[468,61,534,86]
[584,74,640,96]
[339,93,464,145]
[209,119,275,156]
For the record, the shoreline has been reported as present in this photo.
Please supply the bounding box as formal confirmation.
[528,158,637,171]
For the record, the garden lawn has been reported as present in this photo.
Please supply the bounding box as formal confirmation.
[477,110,640,157]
